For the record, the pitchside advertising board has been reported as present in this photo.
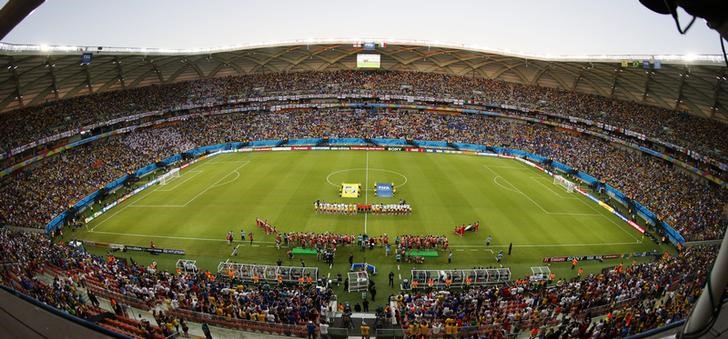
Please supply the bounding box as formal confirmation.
[543,251,658,263]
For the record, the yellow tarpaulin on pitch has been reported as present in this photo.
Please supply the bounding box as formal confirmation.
[340,183,361,198]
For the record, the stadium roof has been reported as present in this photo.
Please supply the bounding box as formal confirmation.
[1,39,727,122]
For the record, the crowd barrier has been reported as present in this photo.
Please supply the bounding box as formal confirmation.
[285,138,322,146]
[413,140,448,148]
[371,138,408,146]
[249,139,283,147]
[451,142,487,152]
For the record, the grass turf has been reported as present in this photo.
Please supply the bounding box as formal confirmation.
[73,150,668,306]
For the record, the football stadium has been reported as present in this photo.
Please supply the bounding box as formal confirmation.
[1,1,728,338]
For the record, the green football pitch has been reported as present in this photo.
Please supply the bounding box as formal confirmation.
[75,150,666,304]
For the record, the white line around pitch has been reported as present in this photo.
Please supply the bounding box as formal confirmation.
[90,182,164,231]
[90,231,244,242]
[484,165,598,216]
[156,170,204,191]
[451,240,640,248]
[86,230,641,248]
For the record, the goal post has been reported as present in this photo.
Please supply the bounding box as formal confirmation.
[553,175,576,193]
[159,168,180,185]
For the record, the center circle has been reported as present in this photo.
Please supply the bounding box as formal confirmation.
[326,168,408,190]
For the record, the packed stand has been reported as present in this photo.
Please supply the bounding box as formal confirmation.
[0,228,333,333]
[2,70,727,162]
[0,229,173,338]
[393,245,718,337]
[0,109,725,241]
[0,227,721,338]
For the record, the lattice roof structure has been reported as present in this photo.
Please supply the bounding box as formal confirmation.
[1,39,727,121]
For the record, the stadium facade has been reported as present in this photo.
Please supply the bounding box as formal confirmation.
[1,40,727,338]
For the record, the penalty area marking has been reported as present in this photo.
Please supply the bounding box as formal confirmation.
[326,168,408,190]
[523,173,641,242]
[128,161,249,208]
[88,180,167,231]
[156,170,205,192]
[528,177,577,199]
[489,172,599,216]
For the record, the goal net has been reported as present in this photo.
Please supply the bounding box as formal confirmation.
[159,168,180,185]
[553,175,576,193]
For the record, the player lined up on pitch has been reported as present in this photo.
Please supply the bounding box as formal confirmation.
[281,231,361,248]
[313,200,412,215]
[370,202,411,215]
[314,201,358,214]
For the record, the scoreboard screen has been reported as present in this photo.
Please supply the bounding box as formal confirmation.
[357,54,381,69]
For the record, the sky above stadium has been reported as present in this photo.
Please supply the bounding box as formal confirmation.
[1,0,723,55]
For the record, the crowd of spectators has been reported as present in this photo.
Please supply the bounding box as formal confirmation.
[121,126,196,158]
[393,245,718,337]
[0,108,725,242]
[1,70,727,162]
[0,137,151,227]
[0,228,334,331]
[0,227,719,338]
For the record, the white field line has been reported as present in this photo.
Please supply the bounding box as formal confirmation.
[129,204,184,209]
[480,165,524,169]
[210,170,240,188]
[89,182,165,231]
[90,231,225,241]
[206,160,253,164]
[529,177,576,199]
[364,152,369,234]
[325,168,408,190]
[89,205,131,231]
[185,161,250,204]
[451,240,639,248]
[506,167,639,243]
[484,165,599,216]
[133,156,224,196]
[130,161,249,208]
[156,170,204,191]
[573,196,642,242]
[88,230,639,247]
[600,214,641,242]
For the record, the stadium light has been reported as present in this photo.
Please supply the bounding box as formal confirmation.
[683,53,699,61]
[1,40,725,66]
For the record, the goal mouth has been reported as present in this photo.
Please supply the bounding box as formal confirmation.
[159,168,181,185]
[553,174,576,193]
